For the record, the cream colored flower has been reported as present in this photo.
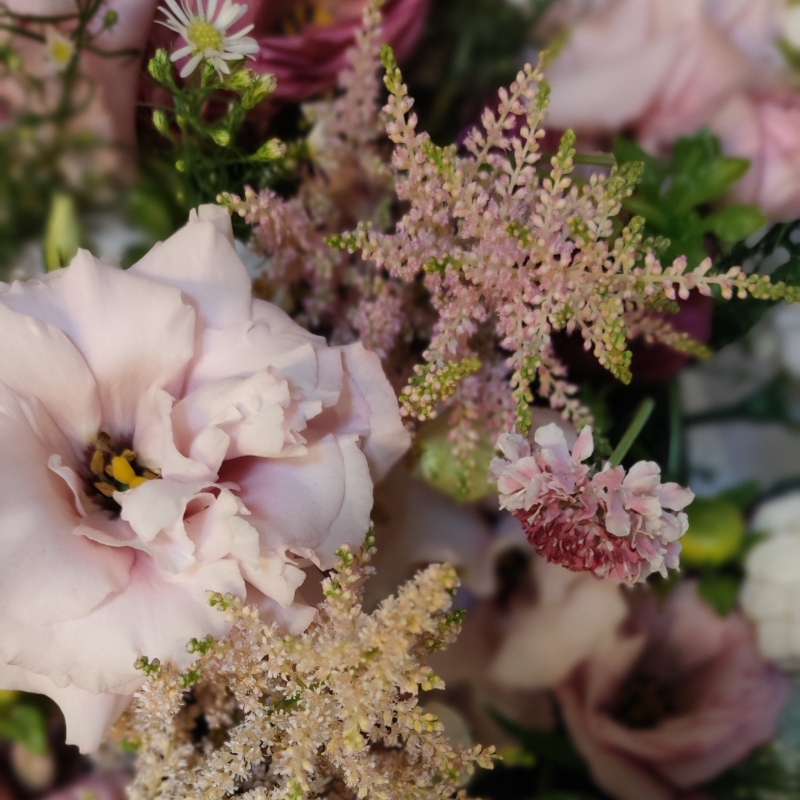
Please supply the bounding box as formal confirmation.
[44,27,74,72]
[158,0,259,78]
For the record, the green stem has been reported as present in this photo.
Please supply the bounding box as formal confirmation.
[666,381,683,482]
[609,398,655,467]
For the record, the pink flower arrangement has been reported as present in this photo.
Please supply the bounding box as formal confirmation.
[0,205,408,753]
[557,583,791,800]
[492,424,694,583]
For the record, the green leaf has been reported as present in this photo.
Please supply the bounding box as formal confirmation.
[702,205,767,243]
[488,708,587,771]
[0,704,48,755]
[698,573,740,617]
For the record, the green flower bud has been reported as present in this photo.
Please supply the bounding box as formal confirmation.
[241,73,277,110]
[148,49,172,84]
[224,67,255,92]
[44,193,81,272]
[103,9,119,28]
[681,497,745,567]
[152,109,170,136]
[251,138,286,162]
[175,159,186,173]
[210,128,232,147]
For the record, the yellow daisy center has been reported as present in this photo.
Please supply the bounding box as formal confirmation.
[187,20,224,53]
[48,37,73,68]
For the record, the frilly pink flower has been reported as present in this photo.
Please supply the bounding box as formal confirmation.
[0,205,409,753]
[711,89,800,223]
[557,582,791,800]
[545,0,781,151]
[492,424,693,583]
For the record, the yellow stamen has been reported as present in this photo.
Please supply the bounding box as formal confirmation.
[121,449,137,462]
[128,476,148,488]
[94,481,117,498]
[111,455,137,485]
[90,449,106,476]
[186,20,224,53]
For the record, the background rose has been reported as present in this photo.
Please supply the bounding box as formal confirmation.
[711,90,800,223]
[557,582,790,800]
[0,205,408,753]
[546,0,782,151]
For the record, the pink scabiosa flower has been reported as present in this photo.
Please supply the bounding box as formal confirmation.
[492,424,694,583]
[557,582,790,800]
[0,205,409,754]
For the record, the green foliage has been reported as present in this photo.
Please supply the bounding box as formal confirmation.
[0,694,48,755]
[402,0,558,142]
[613,131,766,269]
[698,573,741,617]
[711,220,800,349]
[144,51,297,214]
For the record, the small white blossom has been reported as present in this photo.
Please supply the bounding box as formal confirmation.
[158,0,259,78]
[44,26,74,72]
[741,492,800,666]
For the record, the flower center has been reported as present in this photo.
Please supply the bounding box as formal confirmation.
[88,432,159,511]
[612,674,676,729]
[187,20,224,53]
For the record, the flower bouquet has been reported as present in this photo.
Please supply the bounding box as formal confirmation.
[0,1,800,799]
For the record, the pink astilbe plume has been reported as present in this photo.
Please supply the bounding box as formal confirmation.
[491,424,694,583]
[331,48,799,442]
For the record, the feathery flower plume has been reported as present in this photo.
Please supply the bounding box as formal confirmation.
[491,424,694,583]
[116,531,495,799]
[329,49,800,443]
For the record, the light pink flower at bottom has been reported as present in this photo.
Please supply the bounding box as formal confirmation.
[557,583,790,800]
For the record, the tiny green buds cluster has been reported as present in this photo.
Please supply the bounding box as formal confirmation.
[400,358,482,421]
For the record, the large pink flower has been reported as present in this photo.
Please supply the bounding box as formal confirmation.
[545,0,782,151]
[557,583,790,800]
[711,89,800,223]
[0,205,409,753]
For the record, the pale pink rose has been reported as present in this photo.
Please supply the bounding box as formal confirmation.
[557,583,790,800]
[546,0,782,151]
[0,205,409,753]
[2,0,160,176]
[711,90,800,223]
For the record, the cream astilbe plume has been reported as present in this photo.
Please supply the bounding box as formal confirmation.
[116,530,495,799]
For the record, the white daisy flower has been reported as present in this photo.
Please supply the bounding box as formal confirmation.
[158,0,259,78]
[45,27,75,72]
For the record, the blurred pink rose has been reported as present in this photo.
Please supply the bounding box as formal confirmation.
[557,583,790,800]
[711,90,800,222]
[3,0,160,169]
[149,0,428,102]
[0,205,408,754]
[546,0,782,151]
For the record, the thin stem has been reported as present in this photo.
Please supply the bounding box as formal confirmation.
[609,397,655,467]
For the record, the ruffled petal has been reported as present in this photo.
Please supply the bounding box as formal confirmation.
[131,206,253,330]
[1,251,195,437]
